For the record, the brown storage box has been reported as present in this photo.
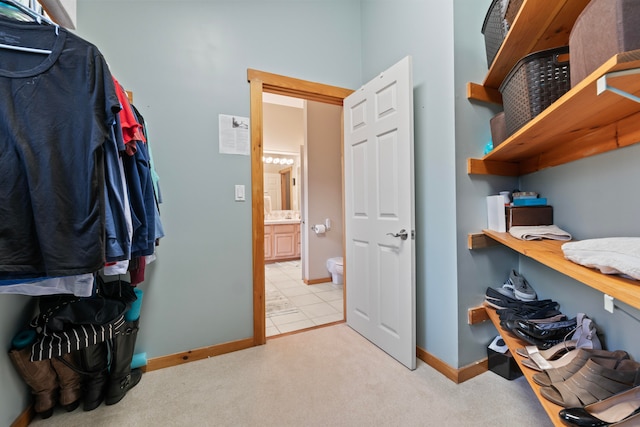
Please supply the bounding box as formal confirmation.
[490,112,507,148]
[506,205,553,230]
[570,0,640,87]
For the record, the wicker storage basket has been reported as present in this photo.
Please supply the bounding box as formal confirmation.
[499,46,571,136]
[482,0,524,67]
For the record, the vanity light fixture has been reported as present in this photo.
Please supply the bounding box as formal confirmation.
[262,156,294,165]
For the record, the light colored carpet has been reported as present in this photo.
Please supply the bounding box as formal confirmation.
[30,324,552,427]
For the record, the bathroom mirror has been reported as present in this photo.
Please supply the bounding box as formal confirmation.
[279,167,293,210]
[263,151,299,212]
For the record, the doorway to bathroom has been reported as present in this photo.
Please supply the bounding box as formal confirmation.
[263,93,344,337]
[248,69,353,344]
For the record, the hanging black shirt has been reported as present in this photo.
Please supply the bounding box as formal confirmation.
[0,17,120,278]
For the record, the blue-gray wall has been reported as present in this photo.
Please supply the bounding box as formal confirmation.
[70,0,363,360]
[453,0,520,366]
[1,1,363,423]
[2,0,639,423]
[519,147,640,356]
[359,0,519,368]
[360,0,462,366]
[453,0,640,366]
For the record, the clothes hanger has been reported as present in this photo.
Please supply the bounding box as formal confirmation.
[0,42,51,54]
[0,1,35,22]
[0,0,58,54]
[1,0,56,26]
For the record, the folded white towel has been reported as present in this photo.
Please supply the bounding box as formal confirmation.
[562,237,640,280]
[509,225,573,241]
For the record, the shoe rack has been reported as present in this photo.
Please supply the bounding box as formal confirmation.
[468,232,640,426]
[482,306,565,427]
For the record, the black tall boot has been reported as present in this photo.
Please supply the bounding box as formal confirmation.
[79,341,109,411]
[8,347,58,419]
[105,320,142,405]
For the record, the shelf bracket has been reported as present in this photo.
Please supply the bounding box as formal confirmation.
[597,68,640,104]
[468,306,489,325]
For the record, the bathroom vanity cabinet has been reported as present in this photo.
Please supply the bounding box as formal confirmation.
[264,222,300,263]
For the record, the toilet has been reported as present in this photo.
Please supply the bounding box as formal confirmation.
[326,257,343,285]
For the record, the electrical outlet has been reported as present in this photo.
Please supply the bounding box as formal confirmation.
[604,294,614,314]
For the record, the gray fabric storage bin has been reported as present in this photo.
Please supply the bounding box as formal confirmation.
[490,112,507,148]
[570,0,640,87]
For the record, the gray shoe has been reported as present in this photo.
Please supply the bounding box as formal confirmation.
[504,270,537,301]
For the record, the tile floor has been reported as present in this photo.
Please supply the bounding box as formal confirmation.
[265,260,344,337]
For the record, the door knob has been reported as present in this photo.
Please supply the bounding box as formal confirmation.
[386,229,408,240]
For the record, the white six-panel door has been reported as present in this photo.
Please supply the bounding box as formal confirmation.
[344,56,416,369]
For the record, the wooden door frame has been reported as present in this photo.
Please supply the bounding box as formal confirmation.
[247,69,353,345]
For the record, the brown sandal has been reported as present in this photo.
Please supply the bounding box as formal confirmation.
[540,358,640,408]
[532,349,629,387]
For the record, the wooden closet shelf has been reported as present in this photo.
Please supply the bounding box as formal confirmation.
[467,50,640,176]
[469,230,640,310]
[478,0,591,92]
[484,306,565,427]
[467,2,639,425]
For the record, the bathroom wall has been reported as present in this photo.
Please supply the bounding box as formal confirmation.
[263,102,304,213]
[263,102,305,154]
[303,101,344,282]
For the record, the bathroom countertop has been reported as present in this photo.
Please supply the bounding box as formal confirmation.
[264,219,300,225]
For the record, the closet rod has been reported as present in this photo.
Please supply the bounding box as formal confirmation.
[0,42,51,54]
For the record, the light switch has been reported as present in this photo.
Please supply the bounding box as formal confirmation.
[235,185,245,202]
